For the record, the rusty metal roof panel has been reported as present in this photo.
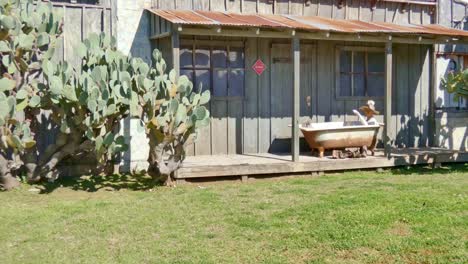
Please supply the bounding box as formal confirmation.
[260,14,320,30]
[148,10,215,25]
[147,9,468,38]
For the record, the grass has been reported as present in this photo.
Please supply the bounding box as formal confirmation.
[1,164,467,264]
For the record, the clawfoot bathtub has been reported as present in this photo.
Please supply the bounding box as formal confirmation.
[299,121,383,158]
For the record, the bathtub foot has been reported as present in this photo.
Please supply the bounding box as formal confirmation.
[317,148,325,158]
[369,147,375,156]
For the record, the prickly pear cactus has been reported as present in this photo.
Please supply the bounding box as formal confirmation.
[37,32,140,180]
[0,0,62,189]
[144,49,211,185]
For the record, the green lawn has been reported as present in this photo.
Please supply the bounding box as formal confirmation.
[1,165,467,264]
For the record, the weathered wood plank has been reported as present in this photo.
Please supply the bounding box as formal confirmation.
[290,0,303,15]
[211,0,226,11]
[384,41,392,156]
[64,7,82,68]
[83,8,103,36]
[420,45,431,147]
[270,43,292,152]
[258,39,271,153]
[303,0,318,16]
[394,44,410,148]
[193,0,210,10]
[410,4,422,24]
[372,2,386,22]
[258,0,274,14]
[316,41,333,122]
[318,0,333,18]
[243,38,259,153]
[299,44,315,124]
[176,0,193,10]
[347,0,360,20]
[408,44,420,148]
[174,149,468,179]
[211,101,228,154]
[244,0,258,13]
[228,100,243,154]
[333,2,345,19]
[292,37,300,161]
[226,0,241,12]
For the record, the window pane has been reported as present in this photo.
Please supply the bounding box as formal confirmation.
[195,48,210,68]
[229,47,245,68]
[340,51,351,72]
[180,69,194,82]
[368,52,385,73]
[213,69,227,97]
[195,70,210,92]
[180,47,193,68]
[212,48,227,68]
[353,74,365,96]
[353,52,365,73]
[339,73,351,96]
[366,74,384,96]
[228,69,244,96]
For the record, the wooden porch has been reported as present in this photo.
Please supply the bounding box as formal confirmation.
[174,148,468,181]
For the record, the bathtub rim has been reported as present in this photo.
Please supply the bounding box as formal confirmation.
[299,123,384,132]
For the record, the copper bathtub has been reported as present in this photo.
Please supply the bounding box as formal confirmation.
[300,121,383,158]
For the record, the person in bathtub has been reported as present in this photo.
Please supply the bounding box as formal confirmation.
[359,100,379,125]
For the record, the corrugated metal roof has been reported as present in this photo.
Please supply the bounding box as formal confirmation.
[147,9,468,38]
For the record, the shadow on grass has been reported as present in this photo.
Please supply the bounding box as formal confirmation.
[33,163,467,194]
[38,173,162,194]
[390,163,468,176]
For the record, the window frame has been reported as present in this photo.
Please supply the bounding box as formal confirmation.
[335,46,385,100]
[436,55,468,111]
[179,39,245,101]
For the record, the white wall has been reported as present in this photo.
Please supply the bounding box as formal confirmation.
[116,0,153,171]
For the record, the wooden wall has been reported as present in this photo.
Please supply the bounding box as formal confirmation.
[169,37,432,155]
[150,0,435,155]
[151,0,434,24]
[37,2,115,153]
[438,0,468,53]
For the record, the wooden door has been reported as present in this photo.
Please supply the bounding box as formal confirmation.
[270,43,316,153]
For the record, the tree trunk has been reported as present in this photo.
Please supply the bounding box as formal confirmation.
[0,155,19,190]
[0,174,20,190]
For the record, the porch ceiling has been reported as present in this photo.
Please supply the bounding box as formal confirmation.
[147,9,468,44]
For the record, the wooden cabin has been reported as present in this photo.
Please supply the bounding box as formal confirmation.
[50,0,468,179]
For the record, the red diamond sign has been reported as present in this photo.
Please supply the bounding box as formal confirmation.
[252,59,266,76]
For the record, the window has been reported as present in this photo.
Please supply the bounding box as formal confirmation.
[436,55,468,110]
[180,41,245,98]
[336,47,385,98]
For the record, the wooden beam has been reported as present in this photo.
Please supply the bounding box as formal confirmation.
[384,41,392,158]
[292,37,300,162]
[150,31,171,40]
[429,44,437,147]
[179,27,468,45]
[171,24,180,78]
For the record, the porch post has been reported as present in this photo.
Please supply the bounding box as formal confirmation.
[292,37,300,162]
[384,41,392,157]
[171,24,180,78]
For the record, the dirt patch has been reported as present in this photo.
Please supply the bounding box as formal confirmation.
[387,222,412,237]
